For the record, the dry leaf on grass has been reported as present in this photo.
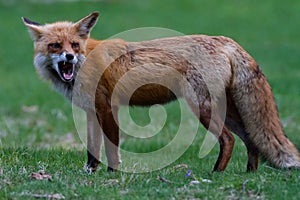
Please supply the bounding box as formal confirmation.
[103,179,119,186]
[21,191,65,199]
[21,105,39,113]
[29,171,52,181]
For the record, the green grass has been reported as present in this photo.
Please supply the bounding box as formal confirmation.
[1,0,300,199]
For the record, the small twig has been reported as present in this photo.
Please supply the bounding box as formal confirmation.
[172,164,188,170]
[157,175,171,183]
[262,164,282,173]
[242,179,249,193]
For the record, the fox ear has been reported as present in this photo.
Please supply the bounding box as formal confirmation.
[74,12,99,38]
[22,17,44,41]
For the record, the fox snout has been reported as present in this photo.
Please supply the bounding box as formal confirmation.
[59,52,78,63]
[65,53,75,61]
[51,52,79,82]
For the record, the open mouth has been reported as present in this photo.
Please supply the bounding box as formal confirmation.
[58,61,75,82]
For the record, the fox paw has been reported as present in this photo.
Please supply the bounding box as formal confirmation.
[107,167,117,172]
[86,160,100,174]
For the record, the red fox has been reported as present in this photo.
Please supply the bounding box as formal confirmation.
[22,12,300,172]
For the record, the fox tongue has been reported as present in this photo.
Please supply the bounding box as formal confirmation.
[63,71,73,80]
[61,62,74,81]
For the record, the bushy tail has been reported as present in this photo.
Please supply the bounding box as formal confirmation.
[229,44,300,169]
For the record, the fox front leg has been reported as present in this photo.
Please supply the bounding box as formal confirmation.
[86,111,103,173]
[95,90,120,172]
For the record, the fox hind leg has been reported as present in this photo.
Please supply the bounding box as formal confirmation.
[225,93,259,172]
[225,117,259,172]
[201,109,235,172]
[211,125,235,171]
[187,99,235,172]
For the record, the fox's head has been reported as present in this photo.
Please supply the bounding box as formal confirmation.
[22,12,99,83]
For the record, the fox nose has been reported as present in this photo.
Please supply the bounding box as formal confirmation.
[65,53,74,61]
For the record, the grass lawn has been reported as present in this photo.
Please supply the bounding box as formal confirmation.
[1,0,300,199]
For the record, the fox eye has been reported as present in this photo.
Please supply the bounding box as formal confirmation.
[71,42,80,49]
[48,43,62,50]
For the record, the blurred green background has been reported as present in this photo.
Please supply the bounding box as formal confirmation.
[1,1,300,199]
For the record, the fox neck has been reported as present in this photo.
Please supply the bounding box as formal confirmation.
[86,38,102,56]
